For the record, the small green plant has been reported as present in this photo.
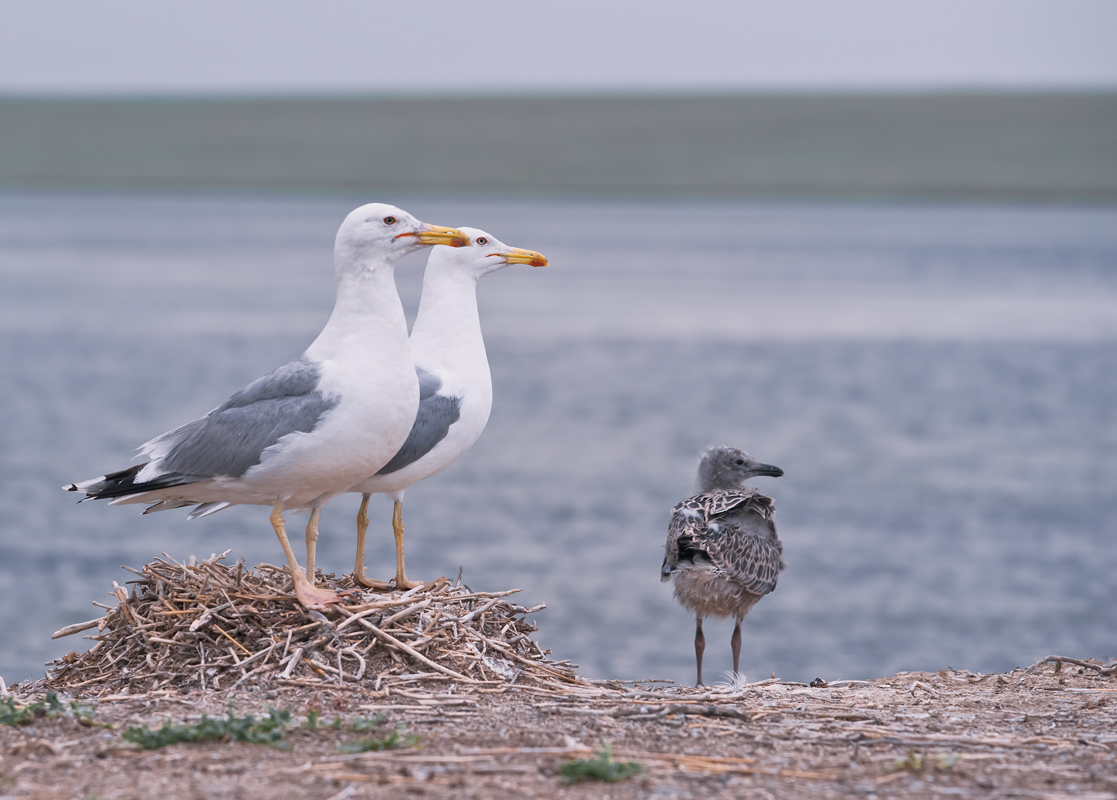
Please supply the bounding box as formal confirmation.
[559,744,643,784]
[69,700,99,725]
[337,723,420,753]
[0,691,100,727]
[888,750,923,773]
[305,709,320,730]
[350,713,386,731]
[886,750,959,773]
[123,704,292,750]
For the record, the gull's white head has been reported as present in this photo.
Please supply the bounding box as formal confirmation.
[426,226,548,280]
[334,203,470,274]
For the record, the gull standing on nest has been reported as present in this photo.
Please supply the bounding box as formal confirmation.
[661,446,785,685]
[345,227,548,590]
[66,203,470,607]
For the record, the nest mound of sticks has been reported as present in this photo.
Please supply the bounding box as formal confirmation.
[45,551,581,696]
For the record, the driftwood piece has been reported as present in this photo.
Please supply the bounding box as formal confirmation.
[1024,655,1117,677]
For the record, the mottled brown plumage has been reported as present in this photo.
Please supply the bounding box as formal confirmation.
[661,447,785,685]
[663,489,784,601]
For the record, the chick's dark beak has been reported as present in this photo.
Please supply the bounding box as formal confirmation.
[751,463,784,478]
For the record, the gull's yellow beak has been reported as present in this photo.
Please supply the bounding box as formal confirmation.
[397,224,471,248]
[499,247,549,268]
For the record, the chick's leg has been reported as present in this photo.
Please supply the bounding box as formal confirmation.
[695,615,706,687]
[731,616,743,678]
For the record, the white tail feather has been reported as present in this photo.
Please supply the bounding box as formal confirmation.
[187,502,232,520]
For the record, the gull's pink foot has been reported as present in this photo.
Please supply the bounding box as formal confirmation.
[292,573,356,606]
[391,576,424,591]
[392,576,447,592]
[352,570,393,591]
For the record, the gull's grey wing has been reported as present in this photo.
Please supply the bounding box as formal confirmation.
[152,359,339,478]
[376,367,461,475]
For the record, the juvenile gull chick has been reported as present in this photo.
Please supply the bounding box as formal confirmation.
[661,446,785,686]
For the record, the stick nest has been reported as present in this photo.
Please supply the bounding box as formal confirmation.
[44,551,582,696]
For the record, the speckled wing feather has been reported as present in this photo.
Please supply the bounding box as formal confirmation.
[662,504,700,579]
[704,489,774,520]
[702,519,783,595]
[662,489,782,595]
[669,489,774,526]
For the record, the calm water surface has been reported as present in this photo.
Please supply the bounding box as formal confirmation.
[1,192,1115,686]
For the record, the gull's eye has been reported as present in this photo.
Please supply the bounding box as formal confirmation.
[383,216,397,225]
[476,237,488,245]
[735,459,745,466]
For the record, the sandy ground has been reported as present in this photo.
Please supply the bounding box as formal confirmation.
[2,657,1115,800]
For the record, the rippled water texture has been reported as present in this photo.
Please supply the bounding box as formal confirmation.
[1,193,1115,685]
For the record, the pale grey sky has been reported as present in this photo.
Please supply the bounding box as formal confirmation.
[1,0,1115,94]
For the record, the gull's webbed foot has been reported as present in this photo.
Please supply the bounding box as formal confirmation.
[352,570,394,591]
[392,576,447,592]
[291,571,356,607]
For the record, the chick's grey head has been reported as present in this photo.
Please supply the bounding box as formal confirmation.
[696,446,784,493]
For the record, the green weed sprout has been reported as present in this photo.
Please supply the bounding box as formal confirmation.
[559,744,643,784]
[350,713,386,731]
[0,691,100,727]
[337,723,420,753]
[887,750,960,773]
[123,704,292,750]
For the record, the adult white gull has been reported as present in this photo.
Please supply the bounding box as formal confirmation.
[346,227,548,590]
[65,203,470,606]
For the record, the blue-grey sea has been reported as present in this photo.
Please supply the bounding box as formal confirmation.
[1,192,1115,687]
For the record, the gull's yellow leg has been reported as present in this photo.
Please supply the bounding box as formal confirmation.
[305,507,321,584]
[352,493,391,590]
[391,500,421,590]
[270,501,346,607]
[270,502,300,573]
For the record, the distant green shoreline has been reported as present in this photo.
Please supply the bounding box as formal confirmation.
[2,93,1115,200]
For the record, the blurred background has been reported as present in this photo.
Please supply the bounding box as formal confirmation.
[1,0,1115,687]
